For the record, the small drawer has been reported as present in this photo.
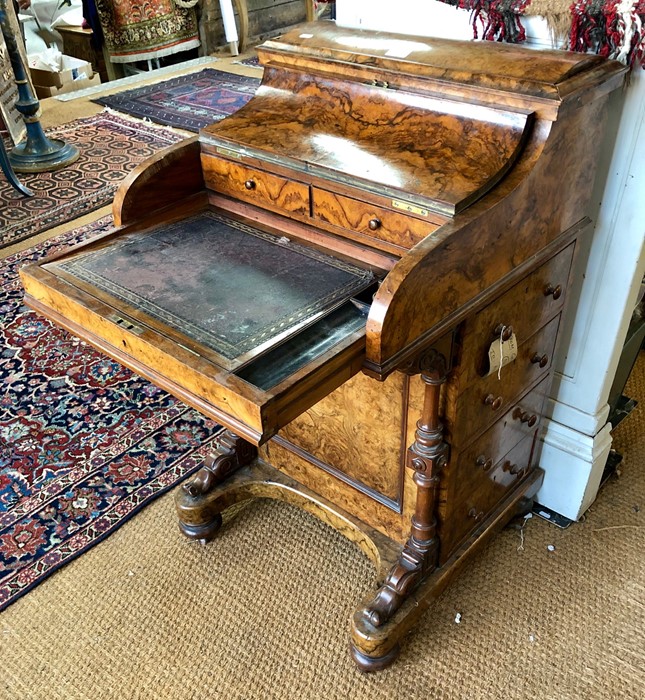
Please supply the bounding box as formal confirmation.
[442,433,537,557]
[202,154,309,217]
[452,316,559,446]
[460,243,574,387]
[312,188,440,252]
[454,376,548,495]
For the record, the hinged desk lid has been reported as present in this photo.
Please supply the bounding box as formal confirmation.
[21,209,376,445]
[45,211,374,372]
[202,84,534,217]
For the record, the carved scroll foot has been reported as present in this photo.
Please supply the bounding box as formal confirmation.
[362,539,436,628]
[360,350,449,630]
[350,468,545,671]
[176,430,256,542]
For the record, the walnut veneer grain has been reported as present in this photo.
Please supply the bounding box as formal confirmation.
[19,22,627,672]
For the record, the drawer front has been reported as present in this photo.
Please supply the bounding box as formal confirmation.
[460,243,574,387]
[453,315,560,446]
[455,379,547,504]
[202,154,310,217]
[312,188,440,252]
[442,433,537,558]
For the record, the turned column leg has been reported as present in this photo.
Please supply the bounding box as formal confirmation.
[176,429,256,542]
[351,351,449,671]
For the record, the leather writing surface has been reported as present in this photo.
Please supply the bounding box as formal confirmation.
[52,212,373,364]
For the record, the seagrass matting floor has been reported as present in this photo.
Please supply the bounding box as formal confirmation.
[2,354,644,699]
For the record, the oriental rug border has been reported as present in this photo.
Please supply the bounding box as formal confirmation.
[94,68,261,132]
[0,218,222,611]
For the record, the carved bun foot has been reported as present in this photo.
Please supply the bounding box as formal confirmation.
[175,429,256,542]
[350,642,401,672]
[178,513,223,543]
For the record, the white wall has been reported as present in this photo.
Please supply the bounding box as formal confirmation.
[335,0,645,520]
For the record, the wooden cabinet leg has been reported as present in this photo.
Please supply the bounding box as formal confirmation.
[351,351,449,669]
[176,429,256,542]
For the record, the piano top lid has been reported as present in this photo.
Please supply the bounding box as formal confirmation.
[260,21,622,102]
[203,23,626,217]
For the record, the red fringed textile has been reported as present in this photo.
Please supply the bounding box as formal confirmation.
[436,0,645,67]
[438,0,532,41]
[473,0,533,41]
[570,0,645,66]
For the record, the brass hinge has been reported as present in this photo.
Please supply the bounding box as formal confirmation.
[108,313,145,335]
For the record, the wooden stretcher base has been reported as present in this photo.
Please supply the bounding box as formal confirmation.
[174,436,543,671]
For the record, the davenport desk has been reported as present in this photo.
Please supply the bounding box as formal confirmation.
[20,23,627,670]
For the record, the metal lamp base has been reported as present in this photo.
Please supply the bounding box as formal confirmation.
[10,138,80,173]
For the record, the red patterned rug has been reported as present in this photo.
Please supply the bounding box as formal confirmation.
[0,218,222,611]
[94,69,260,132]
[437,0,645,67]
[0,113,183,251]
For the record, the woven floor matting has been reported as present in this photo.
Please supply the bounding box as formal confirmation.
[2,354,644,699]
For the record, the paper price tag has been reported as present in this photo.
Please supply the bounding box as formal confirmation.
[486,333,518,377]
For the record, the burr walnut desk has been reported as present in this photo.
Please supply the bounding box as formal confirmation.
[20,23,626,670]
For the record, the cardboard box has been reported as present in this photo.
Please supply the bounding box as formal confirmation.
[29,55,93,89]
[33,73,101,99]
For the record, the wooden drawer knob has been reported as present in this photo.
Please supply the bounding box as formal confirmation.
[502,460,524,476]
[513,407,538,427]
[468,508,485,521]
[476,455,493,472]
[531,352,549,368]
[368,218,382,231]
[244,179,256,190]
[484,394,503,411]
[493,324,513,341]
[544,283,562,300]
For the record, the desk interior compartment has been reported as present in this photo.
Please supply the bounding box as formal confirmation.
[20,208,379,445]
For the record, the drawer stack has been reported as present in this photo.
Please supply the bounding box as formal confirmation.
[200,152,445,257]
[438,242,575,561]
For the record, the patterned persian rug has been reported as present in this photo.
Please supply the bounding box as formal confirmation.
[94,68,261,132]
[0,218,222,611]
[92,0,199,63]
[0,112,183,251]
[234,56,261,68]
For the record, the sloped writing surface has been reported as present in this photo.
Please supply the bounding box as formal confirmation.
[47,211,374,368]
[203,71,534,217]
